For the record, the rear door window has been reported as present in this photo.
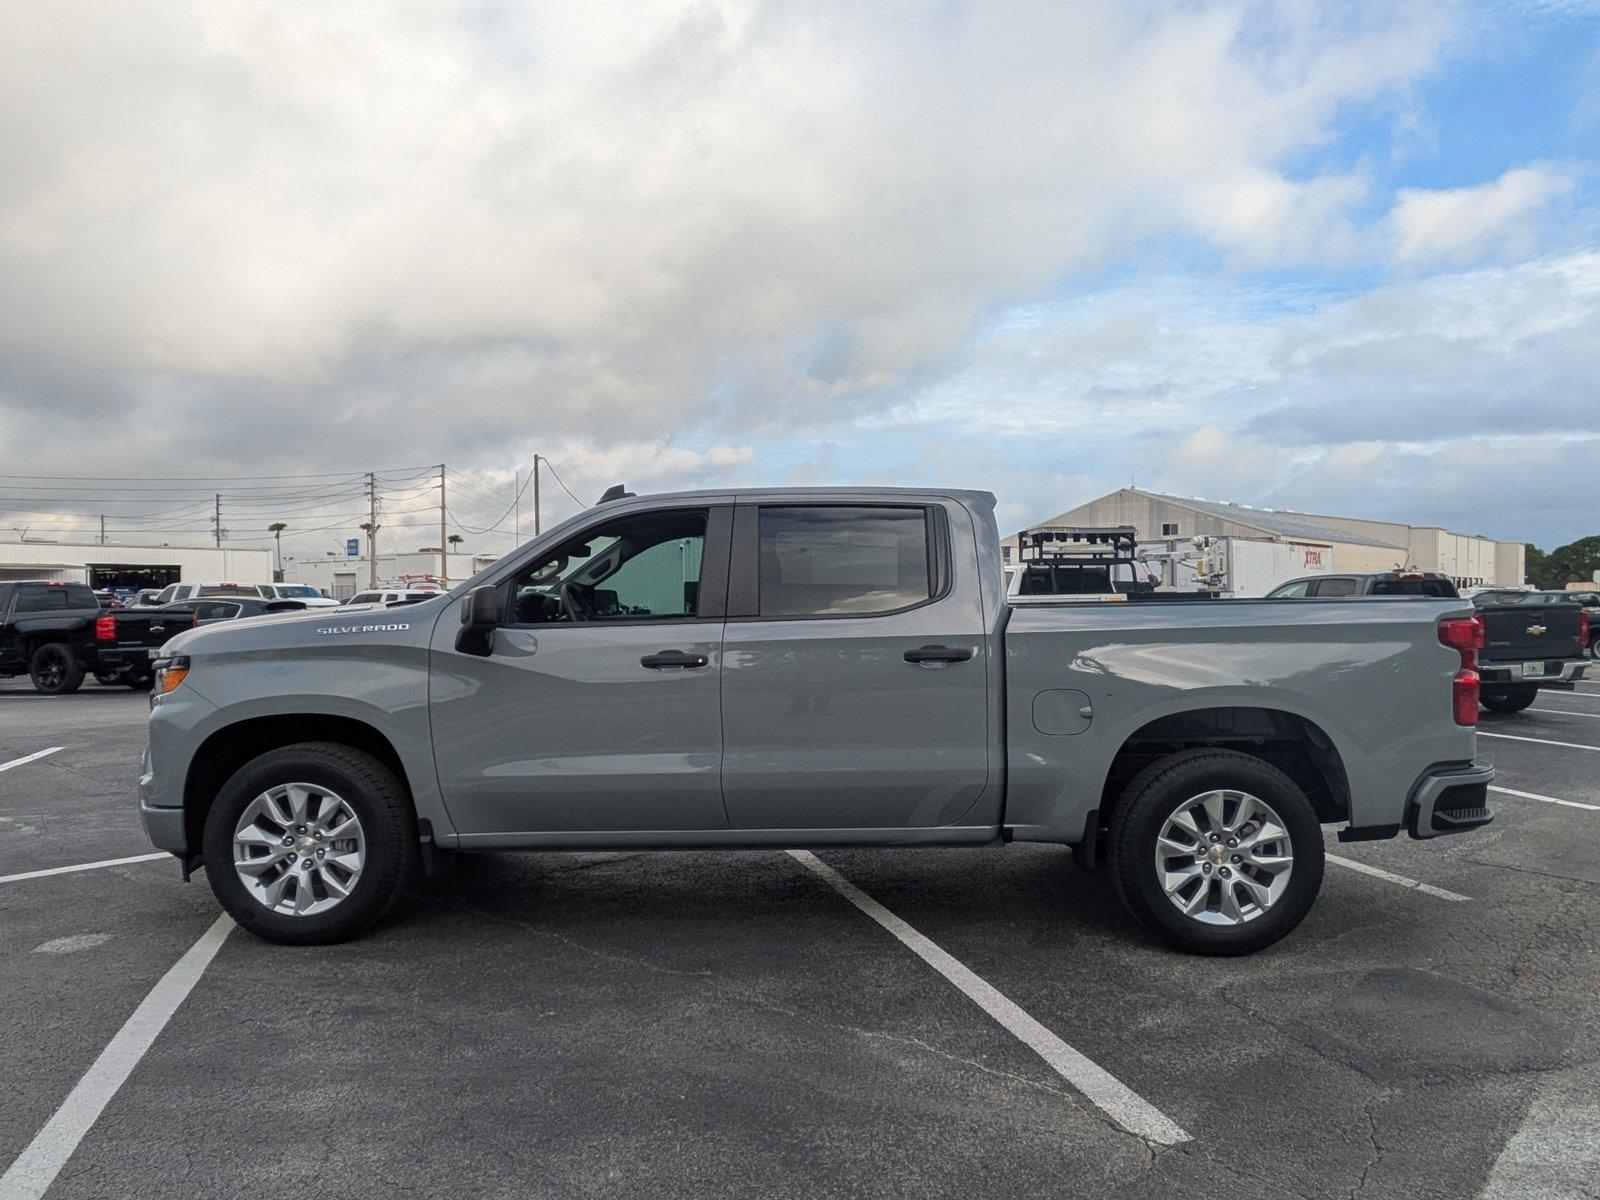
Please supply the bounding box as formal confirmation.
[1269,580,1311,598]
[14,584,97,611]
[756,506,934,617]
[1310,578,1357,597]
[193,601,242,621]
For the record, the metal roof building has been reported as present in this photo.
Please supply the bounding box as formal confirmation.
[0,540,273,592]
[1005,488,1525,588]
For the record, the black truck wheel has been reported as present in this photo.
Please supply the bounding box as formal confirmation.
[29,643,86,695]
[1107,749,1323,956]
[1481,685,1537,714]
[202,743,420,945]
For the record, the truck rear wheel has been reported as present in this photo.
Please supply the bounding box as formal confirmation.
[201,743,419,945]
[1481,685,1537,714]
[1107,749,1323,956]
[29,643,85,695]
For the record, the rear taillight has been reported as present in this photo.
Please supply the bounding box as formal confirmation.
[1581,610,1590,647]
[95,615,116,641]
[1439,614,1485,726]
[1438,615,1485,652]
[190,615,200,629]
[1453,669,1480,726]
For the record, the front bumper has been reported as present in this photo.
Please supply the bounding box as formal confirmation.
[1480,658,1588,686]
[1406,760,1496,840]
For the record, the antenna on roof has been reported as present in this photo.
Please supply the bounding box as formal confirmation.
[597,484,634,504]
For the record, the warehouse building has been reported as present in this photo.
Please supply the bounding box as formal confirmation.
[0,539,272,592]
[1005,488,1524,589]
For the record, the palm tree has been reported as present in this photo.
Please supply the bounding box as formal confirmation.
[447,534,464,549]
[268,522,288,580]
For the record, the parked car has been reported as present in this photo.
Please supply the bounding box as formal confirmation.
[345,588,441,607]
[147,582,274,605]
[92,606,201,688]
[0,580,145,694]
[91,598,312,689]
[1265,570,1460,599]
[139,487,1494,954]
[260,584,340,608]
[1468,590,1589,710]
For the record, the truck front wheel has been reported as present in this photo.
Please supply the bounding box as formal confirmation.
[201,743,420,945]
[29,643,85,695]
[1107,750,1324,956]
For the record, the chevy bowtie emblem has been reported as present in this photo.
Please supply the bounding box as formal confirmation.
[1526,624,1546,636]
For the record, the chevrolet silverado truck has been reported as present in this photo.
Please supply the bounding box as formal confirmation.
[1468,591,1590,712]
[137,487,1495,954]
[0,580,131,694]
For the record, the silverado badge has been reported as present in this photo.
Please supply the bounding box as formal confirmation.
[1526,624,1546,636]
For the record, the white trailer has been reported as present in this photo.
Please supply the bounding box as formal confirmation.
[1138,537,1333,598]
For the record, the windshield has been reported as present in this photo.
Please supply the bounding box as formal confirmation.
[272,585,321,598]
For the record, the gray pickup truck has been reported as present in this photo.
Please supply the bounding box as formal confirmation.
[138,487,1494,954]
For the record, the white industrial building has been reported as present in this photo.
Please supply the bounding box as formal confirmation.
[1005,489,1525,590]
[0,539,273,592]
[285,550,499,600]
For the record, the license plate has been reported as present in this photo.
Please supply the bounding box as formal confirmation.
[148,647,165,659]
[1521,661,1545,678]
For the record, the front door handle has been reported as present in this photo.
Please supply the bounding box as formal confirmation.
[640,649,709,671]
[903,644,975,666]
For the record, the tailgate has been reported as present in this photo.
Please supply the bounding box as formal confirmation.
[111,612,192,649]
[1480,605,1583,662]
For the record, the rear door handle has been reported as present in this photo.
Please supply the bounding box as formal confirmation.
[903,644,975,666]
[640,649,709,671]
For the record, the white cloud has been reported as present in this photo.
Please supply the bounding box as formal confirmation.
[1388,165,1575,264]
[0,2,1447,451]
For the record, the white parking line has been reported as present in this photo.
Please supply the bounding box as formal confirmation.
[1489,785,1600,813]
[1479,731,1600,753]
[0,854,168,886]
[1527,707,1600,719]
[1325,854,1471,902]
[0,915,233,1200]
[0,747,63,774]
[787,849,1190,1146]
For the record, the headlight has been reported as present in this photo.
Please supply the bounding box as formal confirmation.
[152,655,190,697]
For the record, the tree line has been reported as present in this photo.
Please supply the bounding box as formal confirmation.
[1526,535,1600,589]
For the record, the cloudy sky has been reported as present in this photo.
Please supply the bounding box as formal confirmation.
[1,0,1596,558]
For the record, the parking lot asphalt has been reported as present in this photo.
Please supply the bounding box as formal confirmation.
[2,678,1598,1199]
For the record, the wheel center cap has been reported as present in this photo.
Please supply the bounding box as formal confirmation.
[1209,846,1226,863]
[295,836,317,857]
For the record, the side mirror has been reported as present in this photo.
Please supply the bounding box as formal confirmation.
[455,585,500,656]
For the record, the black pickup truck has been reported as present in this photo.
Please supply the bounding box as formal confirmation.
[0,581,120,694]
[1470,591,1591,711]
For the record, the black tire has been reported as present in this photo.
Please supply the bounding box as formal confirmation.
[29,643,85,695]
[1107,749,1324,956]
[201,742,419,945]
[1481,685,1537,714]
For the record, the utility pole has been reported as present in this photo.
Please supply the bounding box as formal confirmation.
[99,514,105,546]
[365,472,379,588]
[438,464,447,586]
[533,455,542,535]
[513,468,520,541]
[213,494,222,548]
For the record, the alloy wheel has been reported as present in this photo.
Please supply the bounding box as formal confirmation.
[1154,789,1294,926]
[232,783,366,917]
